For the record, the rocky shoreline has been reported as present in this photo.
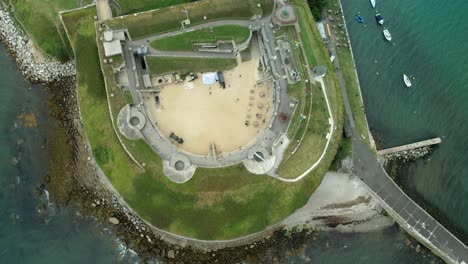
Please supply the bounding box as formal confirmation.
[381,146,433,180]
[1,5,395,263]
[0,6,75,84]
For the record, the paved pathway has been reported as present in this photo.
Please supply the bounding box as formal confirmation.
[353,136,468,263]
[96,0,112,20]
[131,19,261,44]
[143,49,237,59]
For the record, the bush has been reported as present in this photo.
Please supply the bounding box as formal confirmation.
[307,0,328,21]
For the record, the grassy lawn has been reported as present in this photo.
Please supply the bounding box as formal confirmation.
[146,57,237,75]
[108,0,273,39]
[150,25,251,51]
[0,0,93,61]
[116,0,274,16]
[116,0,192,15]
[276,0,344,179]
[277,85,329,178]
[62,3,338,240]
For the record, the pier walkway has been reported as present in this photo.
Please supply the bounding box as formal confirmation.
[377,137,442,156]
[353,137,468,263]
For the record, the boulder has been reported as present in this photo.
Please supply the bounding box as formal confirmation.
[167,249,175,259]
[108,217,120,225]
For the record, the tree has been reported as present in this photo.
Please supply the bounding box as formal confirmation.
[307,0,329,21]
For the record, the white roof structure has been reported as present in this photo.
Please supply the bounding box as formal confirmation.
[103,30,114,42]
[142,74,152,88]
[114,30,126,41]
[103,30,123,57]
[103,40,123,57]
[316,22,327,40]
[202,72,217,85]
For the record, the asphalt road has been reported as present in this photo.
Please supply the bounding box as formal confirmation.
[353,136,468,263]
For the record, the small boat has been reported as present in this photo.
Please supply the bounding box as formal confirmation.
[375,14,384,25]
[370,0,376,8]
[383,28,392,41]
[355,15,365,23]
[403,74,412,87]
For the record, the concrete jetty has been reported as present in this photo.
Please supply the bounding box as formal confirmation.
[377,137,442,156]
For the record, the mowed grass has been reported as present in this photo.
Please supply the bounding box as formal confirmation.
[150,25,251,51]
[146,57,237,75]
[117,0,274,15]
[117,0,192,15]
[0,0,92,61]
[108,0,273,39]
[62,4,334,240]
[276,0,344,179]
[277,85,329,178]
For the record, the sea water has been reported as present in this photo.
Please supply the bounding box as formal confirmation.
[292,0,467,262]
[1,0,467,262]
[341,0,468,241]
[0,45,124,263]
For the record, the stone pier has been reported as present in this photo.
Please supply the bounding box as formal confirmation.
[377,138,442,156]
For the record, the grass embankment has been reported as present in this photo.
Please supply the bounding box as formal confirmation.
[325,0,371,147]
[330,137,351,170]
[108,0,273,39]
[0,0,95,61]
[117,0,274,16]
[62,4,329,240]
[150,25,251,51]
[276,0,344,179]
[146,57,237,75]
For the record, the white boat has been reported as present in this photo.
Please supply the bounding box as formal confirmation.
[403,74,412,87]
[375,14,384,25]
[370,0,376,8]
[383,28,392,41]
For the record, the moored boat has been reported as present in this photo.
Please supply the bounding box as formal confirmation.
[403,74,412,87]
[383,28,392,41]
[355,15,365,23]
[370,0,376,8]
[375,14,384,25]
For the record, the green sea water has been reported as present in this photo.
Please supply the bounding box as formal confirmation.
[0,45,136,263]
[1,0,467,262]
[0,46,441,263]
[341,0,468,243]
[293,0,467,262]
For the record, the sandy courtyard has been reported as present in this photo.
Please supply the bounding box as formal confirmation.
[144,58,272,156]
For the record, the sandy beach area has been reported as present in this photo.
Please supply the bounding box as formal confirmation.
[144,57,271,155]
[283,172,394,232]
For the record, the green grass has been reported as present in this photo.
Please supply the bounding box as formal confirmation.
[108,0,273,39]
[116,0,274,16]
[150,25,251,51]
[109,54,124,68]
[330,137,351,170]
[277,85,329,178]
[146,57,237,75]
[286,98,304,139]
[62,0,341,240]
[276,0,344,179]
[1,0,85,61]
[123,90,134,104]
